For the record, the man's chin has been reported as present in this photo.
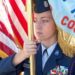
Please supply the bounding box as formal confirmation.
[36,38,44,42]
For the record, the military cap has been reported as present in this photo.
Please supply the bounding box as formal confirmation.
[33,0,50,13]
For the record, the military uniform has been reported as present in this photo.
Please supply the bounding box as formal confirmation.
[68,57,75,75]
[0,0,72,75]
[0,43,72,75]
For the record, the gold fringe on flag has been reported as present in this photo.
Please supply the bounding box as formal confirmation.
[58,27,75,57]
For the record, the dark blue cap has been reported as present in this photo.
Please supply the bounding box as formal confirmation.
[34,0,50,13]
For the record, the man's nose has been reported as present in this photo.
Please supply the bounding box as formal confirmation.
[36,21,42,29]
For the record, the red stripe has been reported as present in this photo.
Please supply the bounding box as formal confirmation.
[11,25,23,46]
[9,0,28,34]
[22,0,26,5]
[0,21,15,42]
[2,1,23,47]
[0,42,14,56]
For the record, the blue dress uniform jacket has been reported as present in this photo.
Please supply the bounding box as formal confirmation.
[0,55,23,75]
[68,57,75,75]
[0,43,72,75]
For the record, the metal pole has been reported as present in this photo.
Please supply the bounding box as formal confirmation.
[27,0,35,75]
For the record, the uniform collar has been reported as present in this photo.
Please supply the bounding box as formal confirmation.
[41,42,57,57]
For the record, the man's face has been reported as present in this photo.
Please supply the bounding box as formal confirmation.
[33,11,57,41]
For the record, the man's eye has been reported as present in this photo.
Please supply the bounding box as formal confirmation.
[42,20,49,23]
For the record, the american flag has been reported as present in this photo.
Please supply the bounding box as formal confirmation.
[0,0,28,58]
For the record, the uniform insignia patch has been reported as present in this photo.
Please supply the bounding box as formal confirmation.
[44,1,48,8]
[47,65,68,75]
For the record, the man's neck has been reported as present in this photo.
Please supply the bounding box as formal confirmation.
[41,35,57,48]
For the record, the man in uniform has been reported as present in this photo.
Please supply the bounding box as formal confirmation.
[0,0,72,75]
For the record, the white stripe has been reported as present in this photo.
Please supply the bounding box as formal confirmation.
[0,31,19,53]
[15,0,28,21]
[0,0,14,37]
[5,0,28,42]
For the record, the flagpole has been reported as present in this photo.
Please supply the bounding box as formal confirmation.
[27,0,36,75]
